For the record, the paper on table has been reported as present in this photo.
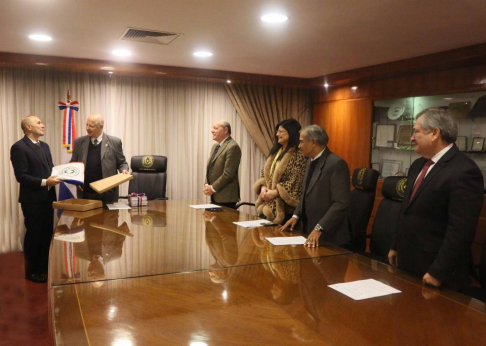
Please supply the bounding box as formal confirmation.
[266,236,307,245]
[328,279,401,300]
[106,202,131,210]
[233,220,273,228]
[189,204,221,209]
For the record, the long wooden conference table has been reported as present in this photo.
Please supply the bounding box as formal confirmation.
[48,200,486,345]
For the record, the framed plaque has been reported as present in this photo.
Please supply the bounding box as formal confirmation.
[449,102,470,119]
[376,124,396,148]
[382,160,402,178]
[397,125,413,146]
[472,137,484,152]
[371,163,380,173]
[456,136,467,152]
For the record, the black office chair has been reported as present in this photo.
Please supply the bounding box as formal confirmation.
[347,168,380,252]
[129,155,168,200]
[363,176,407,264]
[464,236,486,302]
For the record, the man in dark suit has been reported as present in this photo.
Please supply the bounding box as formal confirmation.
[279,125,351,248]
[388,108,484,290]
[71,113,129,203]
[203,120,241,209]
[10,115,61,283]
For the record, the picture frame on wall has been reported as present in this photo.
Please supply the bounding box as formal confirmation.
[376,124,396,148]
[397,125,413,147]
[456,136,467,152]
[371,163,380,174]
[472,137,485,152]
[382,160,402,178]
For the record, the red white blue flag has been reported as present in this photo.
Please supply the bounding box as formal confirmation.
[58,98,79,153]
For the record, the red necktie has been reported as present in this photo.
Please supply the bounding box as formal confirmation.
[410,159,434,200]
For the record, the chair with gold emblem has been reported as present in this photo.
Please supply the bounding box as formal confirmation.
[347,168,380,252]
[128,155,168,200]
[364,176,407,263]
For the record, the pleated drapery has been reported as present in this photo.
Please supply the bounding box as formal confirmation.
[0,68,266,252]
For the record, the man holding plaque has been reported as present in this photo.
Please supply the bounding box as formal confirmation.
[388,108,483,291]
[71,113,129,203]
[11,116,61,283]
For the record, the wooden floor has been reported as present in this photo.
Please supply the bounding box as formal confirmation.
[0,252,50,346]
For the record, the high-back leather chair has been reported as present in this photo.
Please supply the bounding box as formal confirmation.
[348,168,380,251]
[129,155,168,200]
[367,176,407,263]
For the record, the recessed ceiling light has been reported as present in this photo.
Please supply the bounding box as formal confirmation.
[112,49,131,57]
[444,97,453,100]
[29,34,52,42]
[193,51,213,58]
[351,86,358,91]
[108,71,114,74]
[101,66,114,70]
[226,80,231,84]
[261,14,288,23]
[324,83,329,88]
[155,71,167,75]
[35,62,48,66]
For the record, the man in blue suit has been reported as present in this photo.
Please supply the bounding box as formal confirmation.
[389,108,483,290]
[11,116,61,283]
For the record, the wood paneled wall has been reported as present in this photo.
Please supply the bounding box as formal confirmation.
[312,98,372,175]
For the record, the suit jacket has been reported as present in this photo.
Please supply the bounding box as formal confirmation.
[206,136,241,203]
[294,149,351,246]
[391,144,484,290]
[10,136,56,204]
[71,133,129,202]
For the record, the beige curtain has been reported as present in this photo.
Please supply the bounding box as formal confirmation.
[0,68,266,253]
[225,83,311,156]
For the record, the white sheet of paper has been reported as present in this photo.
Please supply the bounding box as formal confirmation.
[328,279,401,300]
[189,204,221,209]
[266,236,307,245]
[233,219,273,228]
[106,202,131,210]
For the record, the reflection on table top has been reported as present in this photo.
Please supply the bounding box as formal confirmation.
[50,253,486,346]
[49,200,350,285]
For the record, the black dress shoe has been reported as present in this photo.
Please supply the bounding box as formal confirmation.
[25,273,47,283]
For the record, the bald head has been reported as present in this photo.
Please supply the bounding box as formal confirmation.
[86,113,104,138]
[21,115,45,139]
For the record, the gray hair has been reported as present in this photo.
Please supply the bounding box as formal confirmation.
[416,108,458,143]
[300,125,329,146]
[219,120,231,135]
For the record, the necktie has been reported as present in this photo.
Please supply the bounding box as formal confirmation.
[410,159,434,200]
[93,139,98,146]
[206,145,220,184]
[305,158,319,192]
[35,141,40,147]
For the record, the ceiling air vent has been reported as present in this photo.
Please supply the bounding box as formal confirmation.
[120,27,181,45]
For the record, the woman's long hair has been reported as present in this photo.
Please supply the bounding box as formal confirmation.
[268,118,302,160]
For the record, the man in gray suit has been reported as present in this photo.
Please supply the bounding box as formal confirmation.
[71,113,129,203]
[279,125,351,248]
[203,120,241,209]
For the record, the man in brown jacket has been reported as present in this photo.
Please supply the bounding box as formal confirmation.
[203,120,241,209]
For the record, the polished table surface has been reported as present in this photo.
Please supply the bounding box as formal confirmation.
[49,200,486,345]
[49,200,350,285]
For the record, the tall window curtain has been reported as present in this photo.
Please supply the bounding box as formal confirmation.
[225,83,312,156]
[0,68,265,253]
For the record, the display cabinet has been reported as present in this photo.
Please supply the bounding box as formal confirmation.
[371,91,486,186]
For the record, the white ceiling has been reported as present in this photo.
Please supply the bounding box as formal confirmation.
[1,0,486,78]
